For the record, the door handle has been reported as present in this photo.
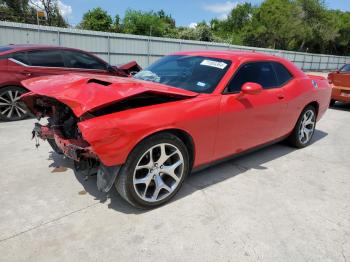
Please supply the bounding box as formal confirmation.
[278,95,285,100]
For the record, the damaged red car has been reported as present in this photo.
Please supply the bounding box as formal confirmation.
[21,51,331,208]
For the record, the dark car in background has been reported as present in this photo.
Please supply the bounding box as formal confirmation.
[0,45,141,121]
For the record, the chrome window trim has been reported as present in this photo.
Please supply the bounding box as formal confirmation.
[8,58,108,72]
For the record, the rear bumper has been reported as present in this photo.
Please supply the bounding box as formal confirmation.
[331,85,350,102]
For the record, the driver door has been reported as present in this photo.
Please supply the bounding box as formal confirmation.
[214,61,288,160]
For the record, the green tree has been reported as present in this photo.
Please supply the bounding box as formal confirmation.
[79,7,112,31]
[0,0,37,24]
[122,9,176,37]
[244,0,303,49]
[211,3,254,45]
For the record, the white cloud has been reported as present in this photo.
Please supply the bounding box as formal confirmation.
[203,1,242,20]
[189,22,198,28]
[57,1,72,18]
[30,0,72,18]
[218,13,228,20]
[203,1,239,14]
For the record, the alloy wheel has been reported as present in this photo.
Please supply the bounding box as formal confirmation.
[133,143,184,203]
[0,89,27,120]
[298,109,315,144]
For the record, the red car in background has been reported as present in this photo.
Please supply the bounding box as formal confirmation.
[0,45,141,121]
[22,51,331,208]
[328,64,350,106]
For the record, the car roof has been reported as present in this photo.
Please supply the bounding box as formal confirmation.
[172,50,304,76]
[172,50,287,61]
[0,44,85,55]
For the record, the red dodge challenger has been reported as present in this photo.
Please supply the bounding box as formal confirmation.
[21,51,331,208]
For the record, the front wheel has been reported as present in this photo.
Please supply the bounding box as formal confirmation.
[287,105,316,148]
[115,133,190,208]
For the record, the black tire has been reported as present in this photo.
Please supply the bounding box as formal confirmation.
[115,133,190,209]
[0,86,29,122]
[47,138,63,154]
[329,99,336,107]
[287,105,316,148]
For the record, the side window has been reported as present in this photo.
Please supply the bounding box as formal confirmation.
[271,62,293,86]
[27,50,64,67]
[64,51,107,70]
[9,52,30,65]
[340,64,350,72]
[227,62,278,93]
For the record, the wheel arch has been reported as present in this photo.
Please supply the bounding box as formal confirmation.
[0,84,28,92]
[304,101,319,117]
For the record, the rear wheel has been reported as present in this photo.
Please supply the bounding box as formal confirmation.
[287,105,316,148]
[0,86,29,121]
[115,133,190,208]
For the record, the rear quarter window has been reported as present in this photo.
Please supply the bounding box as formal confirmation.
[272,62,293,86]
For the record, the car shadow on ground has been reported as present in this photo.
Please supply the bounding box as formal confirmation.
[330,102,350,111]
[47,129,328,214]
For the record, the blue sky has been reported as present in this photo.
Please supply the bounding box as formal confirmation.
[56,0,350,27]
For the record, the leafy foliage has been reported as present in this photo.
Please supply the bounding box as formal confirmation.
[78,7,113,31]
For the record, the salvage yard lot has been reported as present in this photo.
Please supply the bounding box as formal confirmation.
[0,104,350,262]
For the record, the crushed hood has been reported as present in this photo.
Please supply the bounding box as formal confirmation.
[21,74,198,117]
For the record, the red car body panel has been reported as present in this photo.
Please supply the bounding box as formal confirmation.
[21,51,331,168]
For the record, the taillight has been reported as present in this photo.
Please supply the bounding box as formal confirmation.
[327,75,333,85]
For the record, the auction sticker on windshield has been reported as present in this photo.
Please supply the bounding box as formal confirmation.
[200,60,227,69]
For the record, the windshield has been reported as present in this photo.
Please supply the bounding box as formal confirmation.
[134,55,232,93]
[340,64,350,72]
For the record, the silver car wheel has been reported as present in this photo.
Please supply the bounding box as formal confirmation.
[0,90,27,119]
[299,109,315,144]
[133,143,184,203]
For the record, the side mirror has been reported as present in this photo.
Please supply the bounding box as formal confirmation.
[241,82,263,95]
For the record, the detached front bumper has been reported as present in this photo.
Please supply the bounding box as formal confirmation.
[33,123,96,162]
[33,123,121,193]
[331,85,350,102]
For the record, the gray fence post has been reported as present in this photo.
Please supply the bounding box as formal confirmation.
[147,36,151,66]
[57,30,60,46]
[107,35,110,64]
[326,55,330,71]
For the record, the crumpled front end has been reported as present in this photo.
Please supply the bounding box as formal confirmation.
[21,74,198,193]
[26,94,121,193]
